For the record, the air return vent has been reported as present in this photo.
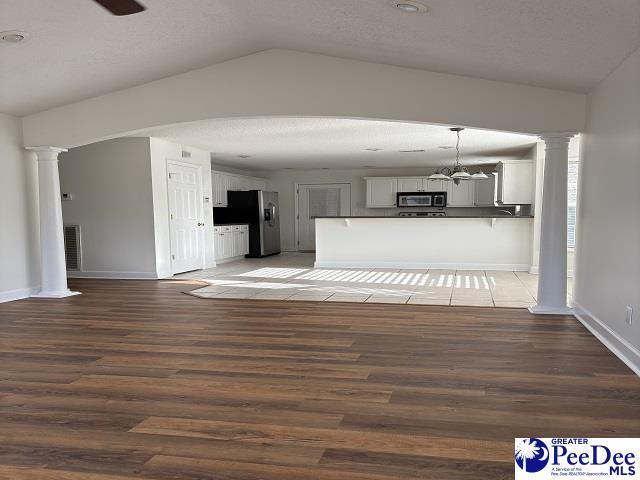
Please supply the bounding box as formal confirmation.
[63,225,82,271]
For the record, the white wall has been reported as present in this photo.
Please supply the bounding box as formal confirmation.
[59,138,157,278]
[0,113,39,301]
[58,137,214,279]
[22,50,586,148]
[150,138,215,278]
[574,45,640,374]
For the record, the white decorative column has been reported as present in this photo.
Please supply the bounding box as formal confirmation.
[529,133,574,315]
[26,147,80,298]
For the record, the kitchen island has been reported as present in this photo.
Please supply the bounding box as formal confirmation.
[315,216,533,271]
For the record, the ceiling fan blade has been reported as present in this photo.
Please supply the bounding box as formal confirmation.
[92,0,146,16]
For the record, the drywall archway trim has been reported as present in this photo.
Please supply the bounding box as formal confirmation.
[22,49,586,148]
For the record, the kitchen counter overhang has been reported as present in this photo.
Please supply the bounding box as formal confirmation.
[314,215,534,219]
[314,216,533,271]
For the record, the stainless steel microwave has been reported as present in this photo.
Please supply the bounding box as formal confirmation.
[397,191,447,208]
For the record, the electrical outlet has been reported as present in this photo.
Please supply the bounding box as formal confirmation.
[626,306,634,326]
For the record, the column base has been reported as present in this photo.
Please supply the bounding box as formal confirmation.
[32,290,81,299]
[528,304,573,316]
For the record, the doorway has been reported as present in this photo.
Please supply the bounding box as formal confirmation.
[296,183,351,251]
[167,160,204,274]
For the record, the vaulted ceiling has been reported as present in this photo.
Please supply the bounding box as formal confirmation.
[2,0,640,116]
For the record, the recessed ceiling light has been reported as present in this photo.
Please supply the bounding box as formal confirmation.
[438,146,454,149]
[0,30,30,44]
[365,148,382,152]
[362,165,376,169]
[391,1,428,13]
[237,154,251,158]
[399,149,426,153]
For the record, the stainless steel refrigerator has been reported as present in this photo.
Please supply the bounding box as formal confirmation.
[226,190,281,257]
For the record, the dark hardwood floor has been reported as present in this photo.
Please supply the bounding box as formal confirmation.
[0,278,638,479]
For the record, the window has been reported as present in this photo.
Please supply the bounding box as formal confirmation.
[567,142,580,249]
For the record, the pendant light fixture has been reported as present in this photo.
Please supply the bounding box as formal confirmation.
[449,127,471,183]
[429,127,489,183]
[429,127,468,183]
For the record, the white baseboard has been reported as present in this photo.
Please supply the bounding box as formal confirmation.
[573,302,640,377]
[0,286,40,303]
[67,271,158,280]
[314,261,531,271]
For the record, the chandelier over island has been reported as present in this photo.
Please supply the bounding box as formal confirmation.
[429,127,488,184]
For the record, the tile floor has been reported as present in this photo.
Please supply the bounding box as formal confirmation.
[178,253,574,308]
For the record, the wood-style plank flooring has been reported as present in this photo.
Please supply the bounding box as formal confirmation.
[0,279,638,480]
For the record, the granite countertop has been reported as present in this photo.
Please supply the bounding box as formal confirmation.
[213,223,249,226]
[314,215,534,219]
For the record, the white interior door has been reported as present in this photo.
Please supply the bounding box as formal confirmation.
[168,161,203,274]
[297,183,351,251]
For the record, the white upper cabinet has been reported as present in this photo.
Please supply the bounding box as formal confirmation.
[474,174,497,206]
[397,177,423,192]
[447,181,475,207]
[424,178,447,192]
[397,178,448,193]
[211,170,268,207]
[496,160,534,205]
[365,177,397,208]
[365,175,492,208]
[212,172,226,206]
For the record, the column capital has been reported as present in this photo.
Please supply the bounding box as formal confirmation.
[538,132,576,147]
[26,146,68,161]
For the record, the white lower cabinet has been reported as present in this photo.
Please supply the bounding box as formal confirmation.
[214,224,249,262]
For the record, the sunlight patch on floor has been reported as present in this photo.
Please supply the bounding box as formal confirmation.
[178,252,573,308]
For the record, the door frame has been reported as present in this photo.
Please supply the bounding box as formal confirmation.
[166,158,205,274]
[294,182,352,252]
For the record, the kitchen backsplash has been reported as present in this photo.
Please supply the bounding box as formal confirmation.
[351,205,532,217]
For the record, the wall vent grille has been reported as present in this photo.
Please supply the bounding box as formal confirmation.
[63,225,82,271]
[181,150,192,158]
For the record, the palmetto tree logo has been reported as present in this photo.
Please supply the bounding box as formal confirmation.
[515,438,550,473]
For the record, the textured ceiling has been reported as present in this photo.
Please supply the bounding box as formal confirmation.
[3,0,640,116]
[139,117,537,170]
